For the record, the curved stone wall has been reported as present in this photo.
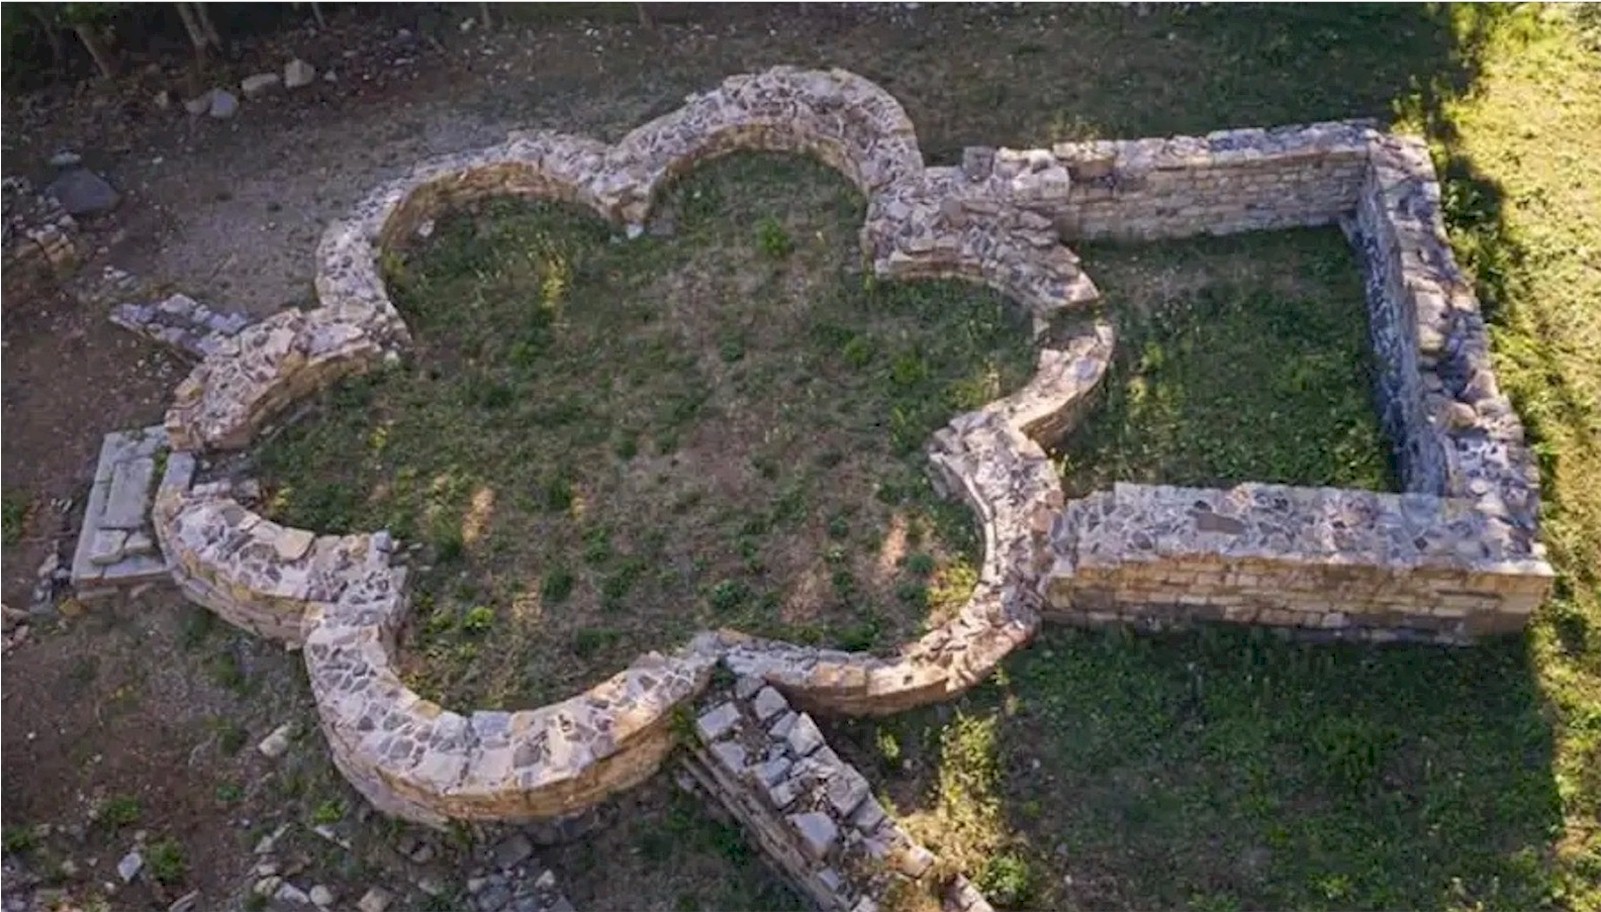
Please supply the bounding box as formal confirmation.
[151,65,1553,834]
[157,66,1108,827]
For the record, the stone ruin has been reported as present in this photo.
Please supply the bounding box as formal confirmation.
[80,67,1555,910]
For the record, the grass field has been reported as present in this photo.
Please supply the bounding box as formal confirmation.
[257,154,1036,709]
[261,5,1598,909]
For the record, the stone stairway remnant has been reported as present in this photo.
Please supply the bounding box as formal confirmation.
[110,293,254,359]
[70,426,194,602]
[681,678,994,912]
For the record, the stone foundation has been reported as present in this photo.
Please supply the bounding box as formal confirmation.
[127,66,1554,878]
[1045,482,1552,642]
[683,679,994,912]
[958,121,1375,242]
[70,427,192,602]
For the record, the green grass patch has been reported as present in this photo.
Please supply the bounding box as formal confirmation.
[1059,230,1396,495]
[832,626,1562,911]
[1,491,28,546]
[256,153,1034,709]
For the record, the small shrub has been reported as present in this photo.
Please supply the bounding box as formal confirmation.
[541,567,575,603]
[826,514,851,540]
[144,839,187,885]
[433,529,466,564]
[612,431,639,461]
[310,800,344,825]
[2,827,36,854]
[573,627,621,659]
[178,606,216,651]
[895,581,929,608]
[214,782,243,804]
[755,216,794,258]
[461,605,496,634]
[542,475,575,512]
[835,617,881,652]
[2,492,28,546]
[99,794,140,828]
[841,335,875,368]
[905,553,937,578]
[977,851,1035,907]
[890,350,929,387]
[707,579,751,614]
[582,526,613,565]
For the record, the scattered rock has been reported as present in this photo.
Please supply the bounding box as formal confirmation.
[416,876,445,897]
[167,890,200,912]
[240,73,282,97]
[116,850,142,883]
[274,881,311,905]
[183,93,212,116]
[309,885,334,907]
[254,822,290,854]
[408,842,434,864]
[323,70,338,83]
[45,169,118,217]
[492,832,532,869]
[153,90,171,110]
[208,89,239,119]
[49,150,83,169]
[253,876,282,897]
[357,887,392,912]
[284,58,317,89]
[257,722,294,759]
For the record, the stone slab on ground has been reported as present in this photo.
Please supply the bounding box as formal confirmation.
[70,426,193,601]
[111,293,254,359]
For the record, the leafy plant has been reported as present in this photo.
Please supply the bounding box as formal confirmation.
[755,216,794,258]
[144,838,187,885]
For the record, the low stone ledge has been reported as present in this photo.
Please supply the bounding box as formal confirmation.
[110,293,253,359]
[682,679,994,912]
[303,569,720,826]
[152,485,381,646]
[1353,134,1541,544]
[164,308,387,452]
[607,66,926,226]
[959,120,1379,241]
[1045,482,1555,642]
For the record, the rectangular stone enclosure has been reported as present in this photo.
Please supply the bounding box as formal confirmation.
[977,121,1554,640]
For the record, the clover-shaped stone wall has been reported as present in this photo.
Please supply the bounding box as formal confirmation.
[155,66,1112,826]
[151,66,1553,836]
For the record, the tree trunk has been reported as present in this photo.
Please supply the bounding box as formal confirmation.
[175,2,209,63]
[28,8,65,73]
[311,1,326,29]
[478,2,493,30]
[636,2,653,29]
[73,22,117,80]
[195,2,223,50]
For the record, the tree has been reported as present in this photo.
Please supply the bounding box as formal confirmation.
[60,3,122,81]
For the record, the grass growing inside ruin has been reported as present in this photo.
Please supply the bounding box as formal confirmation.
[1060,229,1397,496]
[830,8,1600,911]
[256,153,1035,709]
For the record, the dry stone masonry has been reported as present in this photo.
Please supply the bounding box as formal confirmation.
[93,65,1555,907]
[70,426,192,602]
[683,678,994,912]
[111,293,254,360]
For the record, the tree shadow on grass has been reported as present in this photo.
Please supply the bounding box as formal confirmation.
[816,7,1577,910]
[827,626,1561,911]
